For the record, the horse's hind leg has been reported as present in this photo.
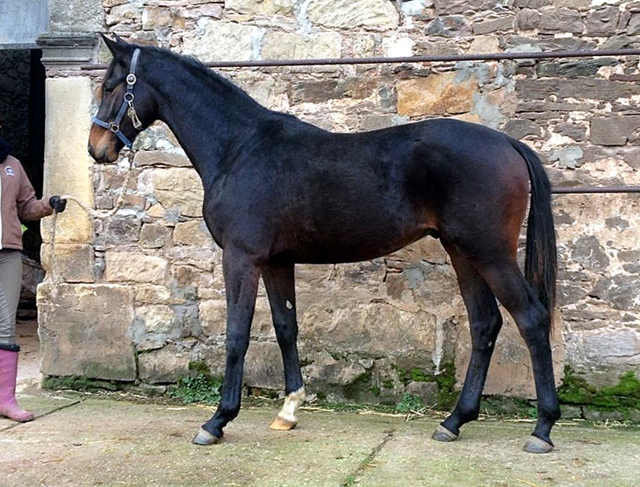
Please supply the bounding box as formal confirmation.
[193,249,260,445]
[262,262,305,431]
[433,241,503,443]
[477,259,560,453]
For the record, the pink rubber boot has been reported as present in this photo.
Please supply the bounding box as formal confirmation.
[0,347,34,422]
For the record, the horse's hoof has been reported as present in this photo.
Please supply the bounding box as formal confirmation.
[191,427,221,446]
[269,416,297,431]
[523,435,554,454]
[432,425,459,442]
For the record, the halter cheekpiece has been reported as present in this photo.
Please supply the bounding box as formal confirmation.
[92,48,143,149]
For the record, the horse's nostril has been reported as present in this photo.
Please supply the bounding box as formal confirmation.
[88,145,95,158]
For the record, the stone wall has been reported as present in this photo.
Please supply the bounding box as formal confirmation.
[39,0,640,405]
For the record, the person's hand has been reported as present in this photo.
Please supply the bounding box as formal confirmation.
[49,196,67,213]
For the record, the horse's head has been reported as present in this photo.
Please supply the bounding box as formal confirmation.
[88,35,157,163]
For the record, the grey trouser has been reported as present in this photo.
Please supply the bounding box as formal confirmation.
[0,250,22,345]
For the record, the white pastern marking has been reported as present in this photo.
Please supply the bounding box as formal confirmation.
[277,387,306,423]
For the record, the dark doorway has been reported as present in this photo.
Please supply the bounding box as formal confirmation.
[0,49,46,260]
[0,48,46,310]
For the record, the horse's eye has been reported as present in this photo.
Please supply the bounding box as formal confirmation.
[104,85,115,94]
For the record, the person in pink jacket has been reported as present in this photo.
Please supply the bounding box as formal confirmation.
[0,119,66,422]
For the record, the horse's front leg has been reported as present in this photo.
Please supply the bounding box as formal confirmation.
[192,249,260,445]
[262,262,305,431]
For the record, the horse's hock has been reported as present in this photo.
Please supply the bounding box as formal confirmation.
[34,0,640,409]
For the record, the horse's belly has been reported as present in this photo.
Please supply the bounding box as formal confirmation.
[279,224,434,265]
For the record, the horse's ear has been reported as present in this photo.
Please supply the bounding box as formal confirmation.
[101,33,134,65]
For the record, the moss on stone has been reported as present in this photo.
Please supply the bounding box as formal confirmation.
[187,360,211,376]
[558,367,640,412]
[344,370,374,400]
[42,375,120,392]
[395,362,458,410]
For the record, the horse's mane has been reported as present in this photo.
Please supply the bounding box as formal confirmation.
[141,44,268,112]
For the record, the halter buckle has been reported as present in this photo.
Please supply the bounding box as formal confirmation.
[128,107,143,130]
[126,73,137,85]
[109,122,120,133]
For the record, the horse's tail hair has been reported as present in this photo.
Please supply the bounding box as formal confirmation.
[509,137,557,324]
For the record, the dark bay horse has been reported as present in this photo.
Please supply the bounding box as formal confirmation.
[88,35,559,453]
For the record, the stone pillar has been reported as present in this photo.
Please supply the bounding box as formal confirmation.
[36,30,138,383]
[38,33,97,283]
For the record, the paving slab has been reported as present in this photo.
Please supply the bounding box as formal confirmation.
[2,396,640,487]
[1,398,390,487]
[355,418,640,487]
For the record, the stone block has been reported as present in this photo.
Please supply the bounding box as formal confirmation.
[628,14,640,35]
[513,0,550,7]
[593,277,640,311]
[307,0,399,29]
[539,8,584,34]
[135,151,191,167]
[173,220,213,247]
[472,16,515,35]
[433,0,496,15]
[503,119,542,139]
[516,79,640,101]
[148,168,205,217]
[49,0,104,32]
[554,123,587,142]
[397,72,478,117]
[302,351,367,390]
[261,31,341,60]
[290,80,340,104]
[299,300,440,362]
[468,35,500,54]
[199,299,227,336]
[105,3,141,26]
[362,114,395,131]
[135,285,173,305]
[142,7,174,30]
[140,223,171,249]
[591,116,640,146]
[536,59,614,78]
[225,0,296,16]
[136,305,175,334]
[38,283,136,381]
[424,16,472,37]
[99,215,142,245]
[42,77,94,246]
[570,235,610,272]
[42,243,94,283]
[182,20,258,61]
[516,8,541,30]
[244,341,284,390]
[586,6,620,36]
[105,252,169,285]
[138,345,190,384]
[554,0,589,9]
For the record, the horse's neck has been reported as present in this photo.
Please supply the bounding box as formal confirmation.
[148,61,263,184]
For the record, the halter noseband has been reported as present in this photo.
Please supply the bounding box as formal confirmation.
[92,48,143,149]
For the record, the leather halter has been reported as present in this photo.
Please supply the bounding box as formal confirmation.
[92,48,143,149]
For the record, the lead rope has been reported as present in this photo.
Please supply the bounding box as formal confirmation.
[48,151,135,286]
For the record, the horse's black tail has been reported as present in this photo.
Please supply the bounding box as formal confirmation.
[508,137,557,321]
